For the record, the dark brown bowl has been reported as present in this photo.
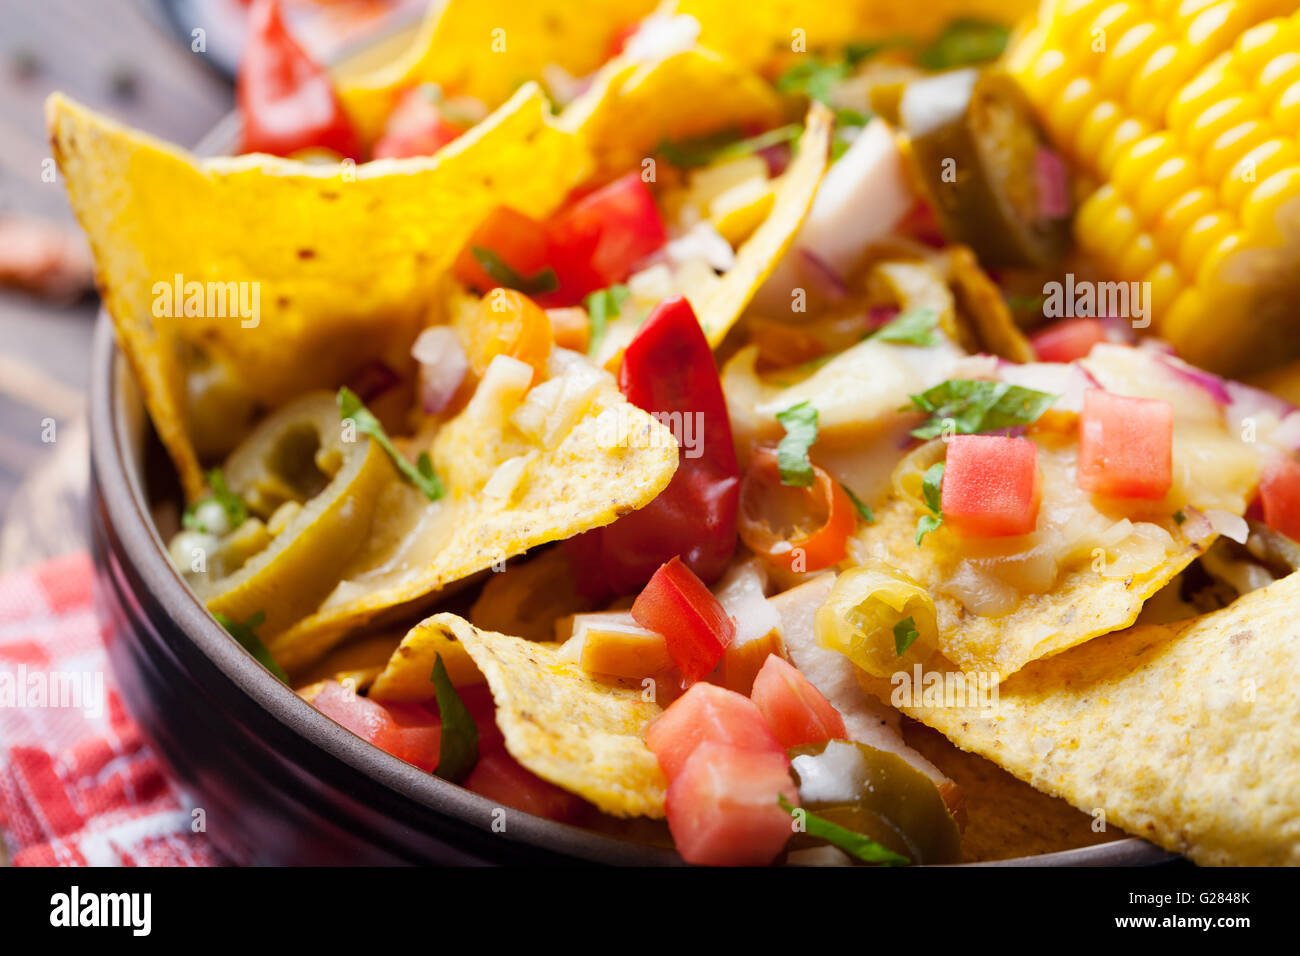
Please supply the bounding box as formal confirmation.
[86,83,1176,868]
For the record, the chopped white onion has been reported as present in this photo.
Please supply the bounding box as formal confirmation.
[712,559,778,646]
[412,326,468,414]
[791,740,867,804]
[665,221,736,272]
[622,14,701,61]
[1205,508,1249,544]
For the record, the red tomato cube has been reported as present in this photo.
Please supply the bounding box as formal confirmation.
[632,557,736,683]
[311,680,441,772]
[940,434,1042,537]
[452,205,553,294]
[1030,317,1107,362]
[665,742,799,866]
[1077,389,1174,499]
[644,681,784,782]
[465,744,589,824]
[546,172,667,298]
[750,654,847,748]
[372,85,466,160]
[1259,454,1300,542]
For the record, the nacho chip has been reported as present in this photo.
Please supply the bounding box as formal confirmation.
[428,613,667,818]
[670,0,1036,71]
[290,629,405,693]
[689,102,832,347]
[837,493,1207,682]
[264,352,678,671]
[338,0,658,145]
[369,617,485,703]
[859,572,1300,866]
[559,48,784,186]
[48,87,585,498]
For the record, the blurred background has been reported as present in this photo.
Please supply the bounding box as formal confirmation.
[0,0,418,571]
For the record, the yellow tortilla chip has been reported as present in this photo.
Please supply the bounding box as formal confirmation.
[859,572,1300,866]
[841,495,1207,682]
[901,720,1121,862]
[48,87,585,499]
[670,0,1036,71]
[428,613,667,818]
[369,617,485,702]
[690,103,832,347]
[338,0,658,145]
[290,629,405,693]
[265,355,678,671]
[559,48,784,186]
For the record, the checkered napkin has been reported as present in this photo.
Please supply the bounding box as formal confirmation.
[0,551,223,866]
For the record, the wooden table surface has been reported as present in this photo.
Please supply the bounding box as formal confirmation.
[0,0,231,570]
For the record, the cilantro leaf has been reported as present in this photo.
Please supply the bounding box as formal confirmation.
[214,610,288,684]
[917,19,1010,70]
[658,123,802,167]
[775,401,819,487]
[907,380,1057,440]
[471,247,559,295]
[182,467,248,534]
[780,796,909,866]
[776,58,849,104]
[871,307,940,347]
[841,482,874,523]
[893,616,920,657]
[338,387,443,501]
[915,462,945,545]
[584,283,631,358]
[431,653,479,783]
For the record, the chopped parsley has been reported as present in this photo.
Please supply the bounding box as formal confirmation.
[915,462,945,545]
[182,467,247,534]
[1173,510,1187,526]
[214,610,288,684]
[870,307,940,347]
[471,247,559,295]
[893,616,920,657]
[775,58,850,104]
[775,401,819,488]
[907,380,1057,440]
[658,123,802,167]
[338,387,443,501]
[584,283,631,358]
[430,653,479,783]
[780,795,909,866]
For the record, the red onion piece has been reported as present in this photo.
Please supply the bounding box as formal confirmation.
[1154,353,1231,405]
[1035,146,1070,220]
[796,248,848,301]
[412,326,469,414]
[757,142,792,177]
[1098,314,1136,344]
[346,359,400,403]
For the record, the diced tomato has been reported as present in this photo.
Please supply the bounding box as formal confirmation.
[643,681,783,782]
[452,206,553,295]
[466,289,554,384]
[311,680,441,772]
[1030,317,1108,362]
[738,447,856,573]
[665,742,799,866]
[632,557,736,683]
[372,84,466,159]
[236,0,361,160]
[1259,454,1300,542]
[1077,389,1173,499]
[546,172,667,300]
[750,654,846,748]
[941,434,1042,537]
[465,744,589,824]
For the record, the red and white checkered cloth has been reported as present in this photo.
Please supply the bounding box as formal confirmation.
[0,551,223,866]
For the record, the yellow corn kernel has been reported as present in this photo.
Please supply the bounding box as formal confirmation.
[1076,185,1143,265]
[1143,259,1184,320]
[1099,116,1153,174]
[1201,118,1272,180]
[1165,53,1242,131]
[1221,138,1300,209]
[1112,132,1178,197]
[1271,80,1300,132]
[1233,18,1289,77]
[1177,210,1237,274]
[1118,230,1163,275]
[1100,22,1169,98]
[1024,47,1074,106]
[1136,154,1203,224]
[1184,92,1267,155]
[1079,4,1148,63]
[1127,42,1197,120]
[1054,77,1103,143]
[1155,185,1220,251]
[1258,51,1300,101]
[1240,164,1300,237]
[1075,99,1125,169]
[1193,229,1245,288]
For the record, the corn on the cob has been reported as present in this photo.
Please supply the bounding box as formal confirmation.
[1008,0,1300,375]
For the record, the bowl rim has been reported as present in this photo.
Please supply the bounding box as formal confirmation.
[85,42,1177,868]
